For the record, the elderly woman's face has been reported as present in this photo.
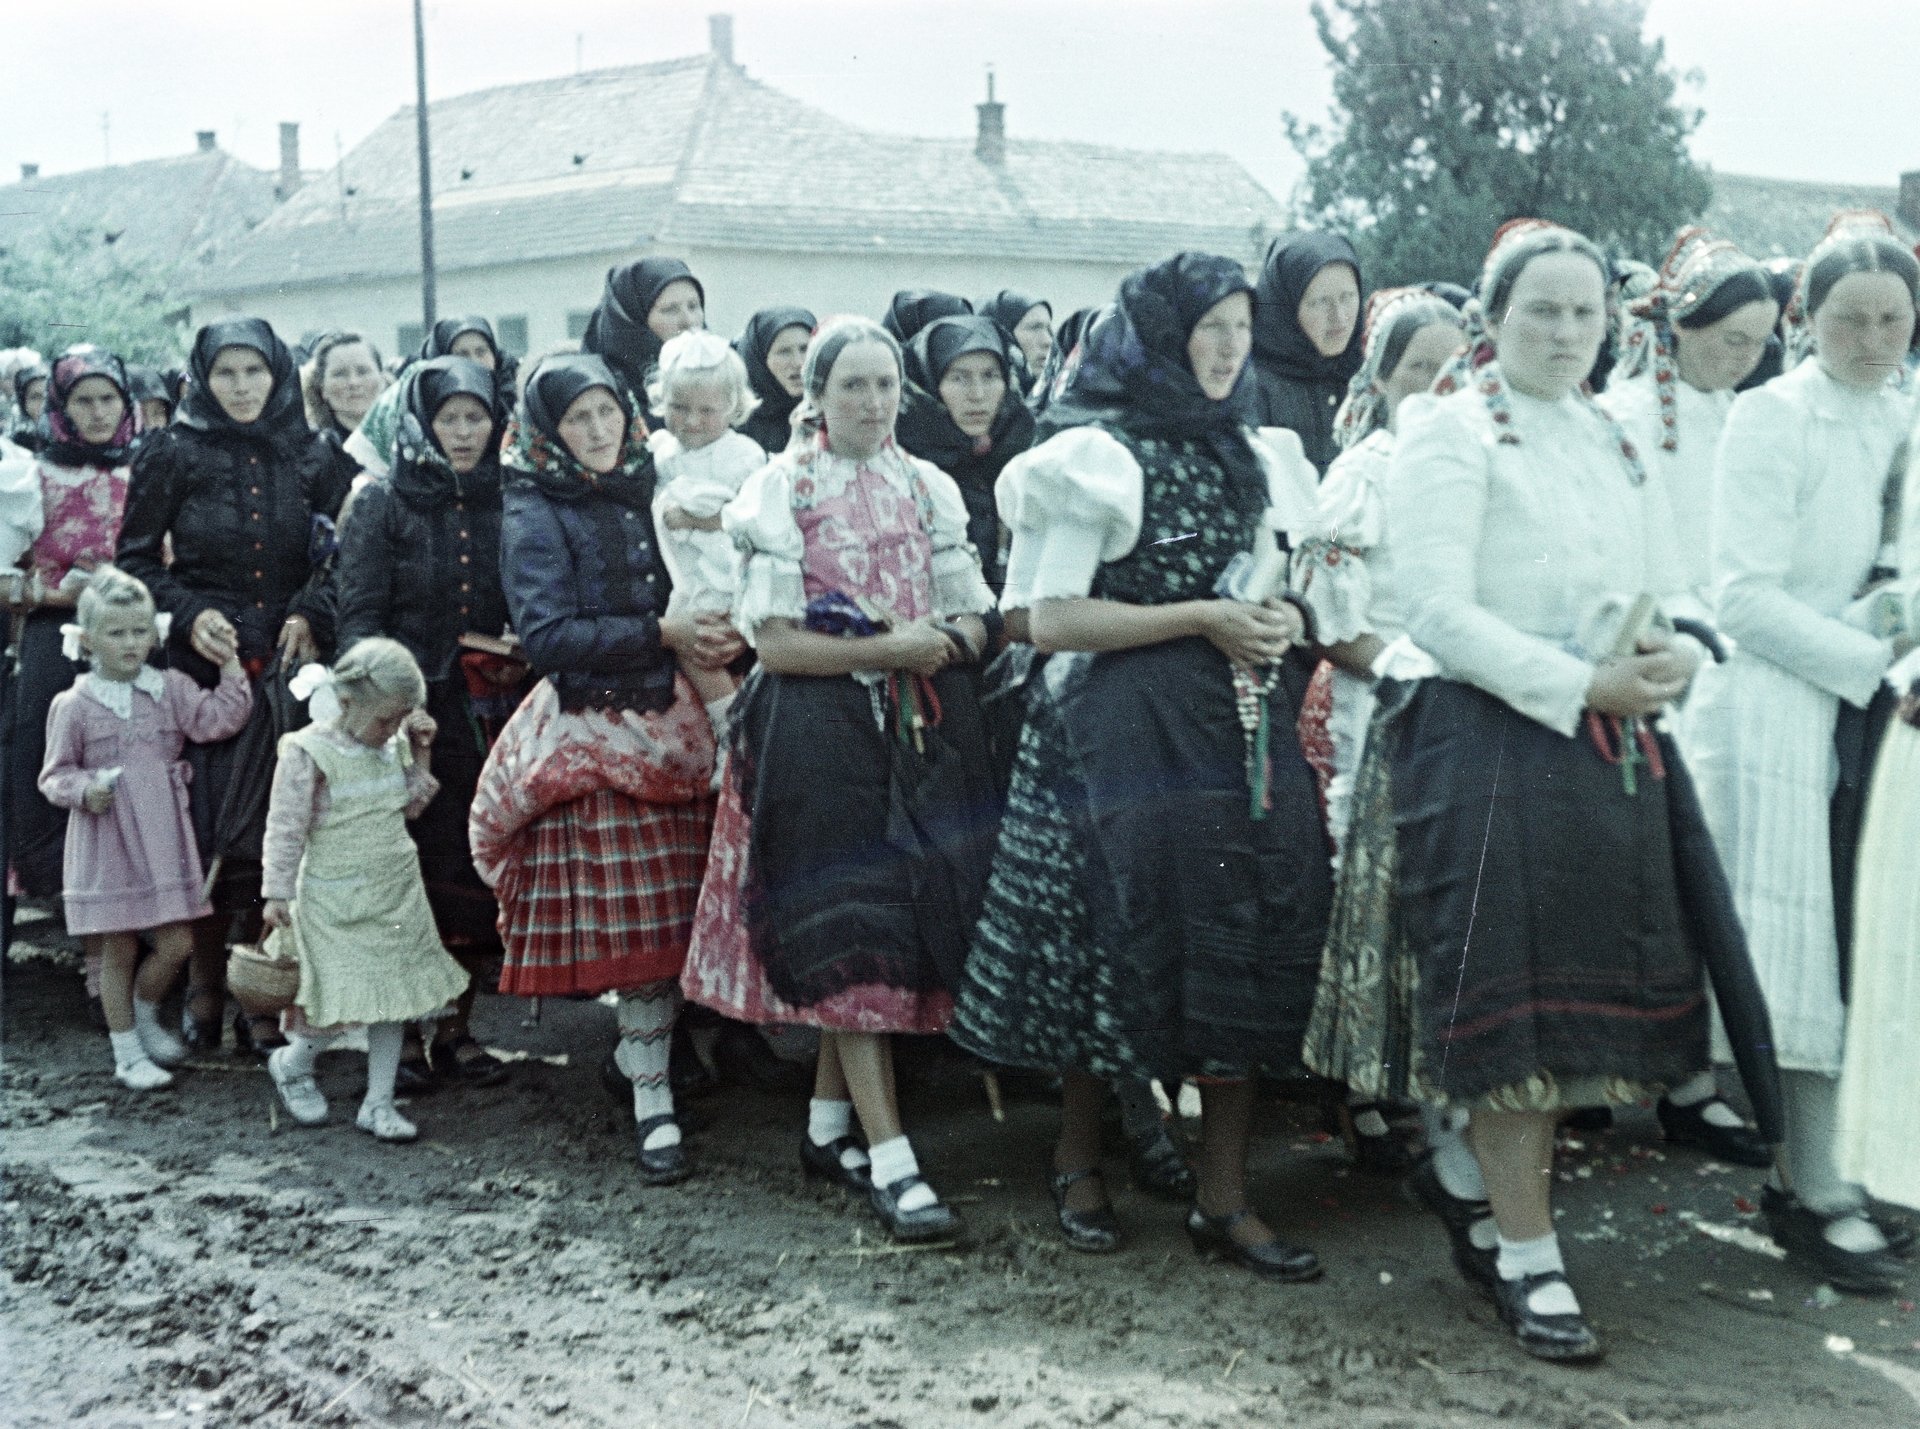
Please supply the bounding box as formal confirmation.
[556,386,627,474]
[765,325,810,398]
[1186,291,1254,401]
[319,341,382,429]
[449,330,497,369]
[21,378,47,421]
[648,280,705,343]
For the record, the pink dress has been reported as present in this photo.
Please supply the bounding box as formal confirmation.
[40,668,253,934]
[680,439,995,1033]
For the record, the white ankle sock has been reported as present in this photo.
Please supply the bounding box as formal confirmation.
[1496,1233,1581,1315]
[1422,1107,1488,1202]
[808,1098,869,1169]
[280,1033,324,1081]
[1824,1214,1890,1254]
[361,1022,404,1112]
[109,1028,148,1070]
[1668,1071,1747,1128]
[617,982,681,1150]
[868,1136,936,1211]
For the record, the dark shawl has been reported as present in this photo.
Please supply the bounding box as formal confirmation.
[734,306,816,454]
[175,317,308,452]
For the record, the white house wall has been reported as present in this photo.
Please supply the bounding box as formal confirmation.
[188,245,1184,361]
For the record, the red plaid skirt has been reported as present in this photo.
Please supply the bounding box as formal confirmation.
[496,787,715,996]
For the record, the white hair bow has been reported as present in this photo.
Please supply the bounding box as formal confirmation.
[289,661,342,723]
[59,610,170,663]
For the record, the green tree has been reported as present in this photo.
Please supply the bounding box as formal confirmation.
[0,225,187,365]
[1287,0,1711,287]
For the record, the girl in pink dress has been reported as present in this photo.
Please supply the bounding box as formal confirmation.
[40,568,252,1090]
[681,317,998,1244]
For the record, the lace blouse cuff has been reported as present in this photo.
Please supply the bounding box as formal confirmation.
[732,555,807,646]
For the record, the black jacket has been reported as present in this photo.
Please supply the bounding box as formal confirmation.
[336,472,508,683]
[118,423,352,684]
[500,466,676,714]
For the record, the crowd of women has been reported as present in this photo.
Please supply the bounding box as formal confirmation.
[6,202,1920,1367]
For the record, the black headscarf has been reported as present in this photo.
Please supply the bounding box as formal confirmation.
[40,346,138,468]
[126,364,174,413]
[978,290,1049,336]
[1043,252,1263,499]
[8,364,49,451]
[1251,231,1366,386]
[1032,306,1099,417]
[506,354,653,510]
[389,356,503,508]
[881,290,972,347]
[579,257,704,394]
[174,317,306,445]
[734,306,816,452]
[420,314,518,414]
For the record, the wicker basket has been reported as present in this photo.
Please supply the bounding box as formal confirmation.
[226,942,300,1018]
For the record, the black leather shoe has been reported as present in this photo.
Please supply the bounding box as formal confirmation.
[1124,1122,1195,1203]
[634,1114,691,1186]
[801,1133,870,1193]
[1344,1102,1417,1176]
[1050,1166,1122,1253]
[868,1174,962,1243]
[713,1024,811,1093]
[1186,1207,1321,1282]
[395,1059,438,1097]
[1406,1153,1498,1290]
[1560,1106,1614,1134]
[1492,1271,1604,1362]
[1762,1186,1907,1294]
[180,991,222,1055]
[1655,1095,1773,1167]
[1873,1210,1917,1259]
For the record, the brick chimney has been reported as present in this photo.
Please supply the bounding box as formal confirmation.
[20,163,38,181]
[1900,170,1920,234]
[277,122,303,199]
[709,13,734,67]
[975,69,1005,166]
[195,130,217,153]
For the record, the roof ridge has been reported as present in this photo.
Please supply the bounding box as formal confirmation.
[416,52,710,112]
[1,148,257,189]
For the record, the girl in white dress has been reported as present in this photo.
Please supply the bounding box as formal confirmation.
[1683,230,1919,1293]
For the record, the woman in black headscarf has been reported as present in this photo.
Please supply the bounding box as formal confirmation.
[953,253,1333,1278]
[420,315,520,411]
[118,317,352,1052]
[978,290,1053,396]
[896,315,1036,593]
[472,354,739,1185]
[733,306,815,455]
[126,365,176,436]
[880,289,972,347]
[580,257,705,397]
[1248,231,1366,476]
[9,365,50,453]
[6,347,140,901]
[337,355,524,1086]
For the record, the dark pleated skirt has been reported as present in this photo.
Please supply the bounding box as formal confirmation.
[410,677,502,952]
[954,639,1332,1083]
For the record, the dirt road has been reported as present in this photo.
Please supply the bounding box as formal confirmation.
[5,918,1919,1429]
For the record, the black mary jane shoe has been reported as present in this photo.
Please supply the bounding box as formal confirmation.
[1049,1166,1122,1253]
[1123,1121,1196,1203]
[1762,1185,1907,1294]
[868,1174,962,1244]
[1492,1271,1604,1363]
[432,1033,510,1088]
[1185,1207,1322,1283]
[1873,1210,1917,1259]
[633,1114,692,1186]
[1406,1153,1498,1291]
[801,1133,871,1193]
[1343,1102,1418,1176]
[1654,1095,1773,1168]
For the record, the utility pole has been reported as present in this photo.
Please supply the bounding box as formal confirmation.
[413,0,438,328]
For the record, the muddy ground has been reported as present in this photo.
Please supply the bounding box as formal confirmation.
[4,911,1920,1429]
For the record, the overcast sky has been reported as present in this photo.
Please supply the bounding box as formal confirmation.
[5,1,1918,205]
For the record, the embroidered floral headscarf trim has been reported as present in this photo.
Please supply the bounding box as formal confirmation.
[1331,287,1462,452]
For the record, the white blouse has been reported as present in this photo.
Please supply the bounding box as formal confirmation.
[1389,384,1690,736]
[995,424,1320,609]
[1600,372,1733,608]
[1291,429,1398,646]
[722,440,992,646]
[1708,361,1913,708]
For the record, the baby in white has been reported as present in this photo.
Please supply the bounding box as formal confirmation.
[646,331,767,752]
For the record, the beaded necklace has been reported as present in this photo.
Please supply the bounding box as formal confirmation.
[1474,362,1649,487]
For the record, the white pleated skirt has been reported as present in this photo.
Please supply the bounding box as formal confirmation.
[1682,653,1847,1073]
[1836,719,1920,1210]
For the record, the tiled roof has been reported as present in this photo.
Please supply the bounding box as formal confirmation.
[1703,172,1918,262]
[190,54,1282,297]
[0,149,280,290]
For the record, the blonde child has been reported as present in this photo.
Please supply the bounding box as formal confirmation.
[39,567,252,1089]
[262,638,468,1142]
[645,329,767,748]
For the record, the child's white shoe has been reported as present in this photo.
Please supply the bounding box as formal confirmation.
[356,1101,417,1143]
[115,1055,175,1091]
[268,1046,329,1125]
[133,997,188,1066]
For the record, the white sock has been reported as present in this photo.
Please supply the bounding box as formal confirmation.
[808,1098,869,1170]
[617,982,681,1150]
[109,1028,149,1070]
[1824,1214,1890,1254]
[867,1135,936,1212]
[1421,1106,1488,1202]
[280,1032,324,1081]
[362,1022,404,1112]
[132,997,188,1065]
[1668,1071,1747,1127]
[1496,1233,1581,1315]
